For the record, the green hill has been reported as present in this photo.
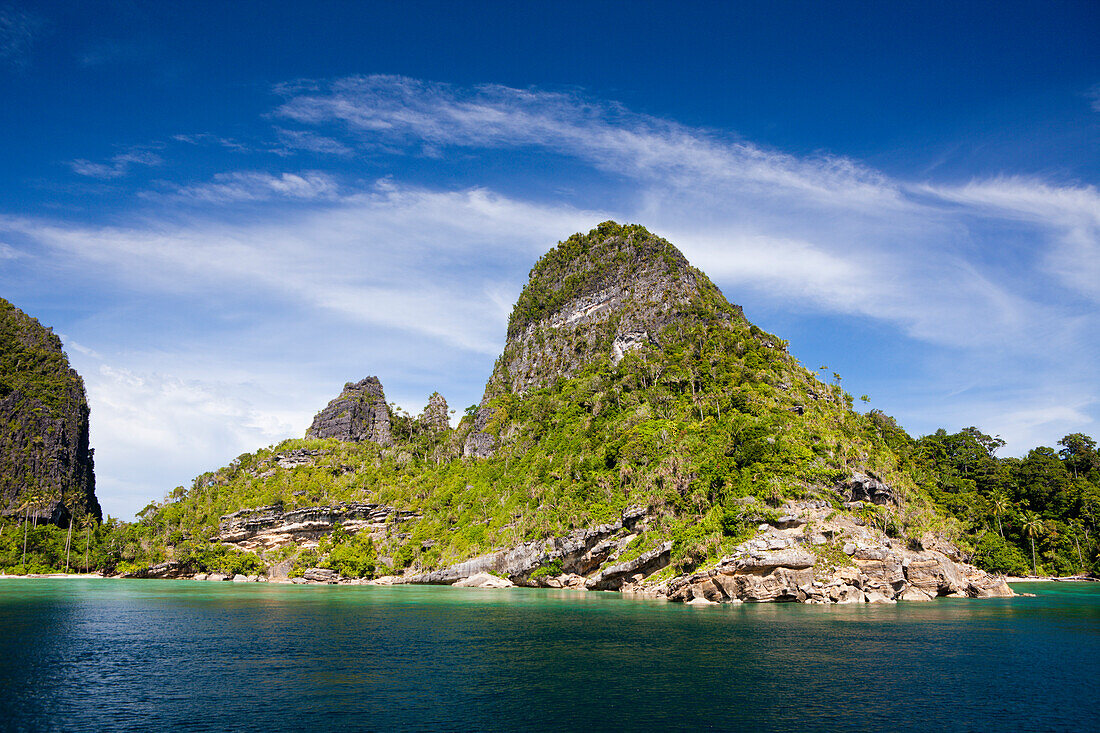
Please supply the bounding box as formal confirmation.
[3,223,1096,591]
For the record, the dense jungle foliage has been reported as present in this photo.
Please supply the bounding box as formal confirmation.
[0,298,78,409]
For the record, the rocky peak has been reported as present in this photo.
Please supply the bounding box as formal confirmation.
[464,222,743,457]
[418,392,450,432]
[501,221,741,392]
[306,376,392,445]
[0,297,101,525]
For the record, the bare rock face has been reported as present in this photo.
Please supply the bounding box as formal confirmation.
[306,376,392,445]
[585,542,673,591]
[418,392,450,432]
[0,297,101,525]
[453,571,514,588]
[464,222,743,457]
[218,502,417,551]
[842,471,900,506]
[463,406,497,459]
[405,506,654,586]
[665,501,1013,604]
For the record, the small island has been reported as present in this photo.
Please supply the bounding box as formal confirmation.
[3,224,1096,600]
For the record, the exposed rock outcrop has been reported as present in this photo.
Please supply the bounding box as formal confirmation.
[842,471,900,506]
[405,506,653,586]
[453,571,514,588]
[306,377,392,445]
[301,567,339,584]
[0,297,101,525]
[418,392,450,432]
[394,496,1010,605]
[218,502,417,551]
[665,501,1012,605]
[585,542,672,590]
[464,222,743,457]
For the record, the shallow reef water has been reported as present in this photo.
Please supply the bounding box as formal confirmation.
[0,579,1097,732]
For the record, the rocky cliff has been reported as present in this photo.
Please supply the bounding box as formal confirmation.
[662,496,1012,604]
[306,376,393,445]
[465,221,743,457]
[218,502,419,551]
[0,298,100,525]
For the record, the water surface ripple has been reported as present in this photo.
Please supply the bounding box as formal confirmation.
[0,580,1097,732]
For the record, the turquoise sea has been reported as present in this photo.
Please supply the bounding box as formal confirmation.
[0,579,1097,732]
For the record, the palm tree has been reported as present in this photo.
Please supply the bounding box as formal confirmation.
[80,514,97,573]
[64,508,75,572]
[18,494,36,570]
[1022,512,1044,577]
[990,492,1009,538]
[30,489,46,528]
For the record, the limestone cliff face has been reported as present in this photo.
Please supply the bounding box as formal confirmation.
[306,377,392,445]
[218,502,418,551]
[464,221,743,457]
[0,298,101,525]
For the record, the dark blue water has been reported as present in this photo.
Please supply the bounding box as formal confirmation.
[0,580,1096,732]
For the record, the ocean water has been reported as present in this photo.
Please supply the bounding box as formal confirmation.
[0,580,1096,732]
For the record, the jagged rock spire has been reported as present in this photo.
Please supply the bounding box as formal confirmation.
[418,392,450,431]
[306,376,392,445]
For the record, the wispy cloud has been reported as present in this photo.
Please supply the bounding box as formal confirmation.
[274,128,353,156]
[0,5,40,68]
[69,149,163,179]
[275,75,903,210]
[153,170,341,203]
[925,177,1100,301]
[78,39,143,67]
[269,75,1100,351]
[2,183,603,354]
[173,133,250,152]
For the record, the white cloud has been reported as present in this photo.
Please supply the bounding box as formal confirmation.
[155,170,341,203]
[2,183,604,356]
[271,76,1095,354]
[903,390,1096,455]
[172,133,250,152]
[69,150,163,179]
[274,128,353,156]
[924,177,1100,301]
[276,75,903,211]
[1088,84,1100,113]
[83,363,311,519]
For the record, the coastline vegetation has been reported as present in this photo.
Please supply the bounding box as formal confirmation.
[4,343,1096,579]
[2,225,1097,580]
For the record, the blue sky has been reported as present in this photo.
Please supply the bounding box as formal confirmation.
[2,1,1098,520]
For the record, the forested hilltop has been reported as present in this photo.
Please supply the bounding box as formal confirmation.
[2,223,1096,591]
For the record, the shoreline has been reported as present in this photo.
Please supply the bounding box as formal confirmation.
[0,573,109,580]
[2,572,1095,585]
